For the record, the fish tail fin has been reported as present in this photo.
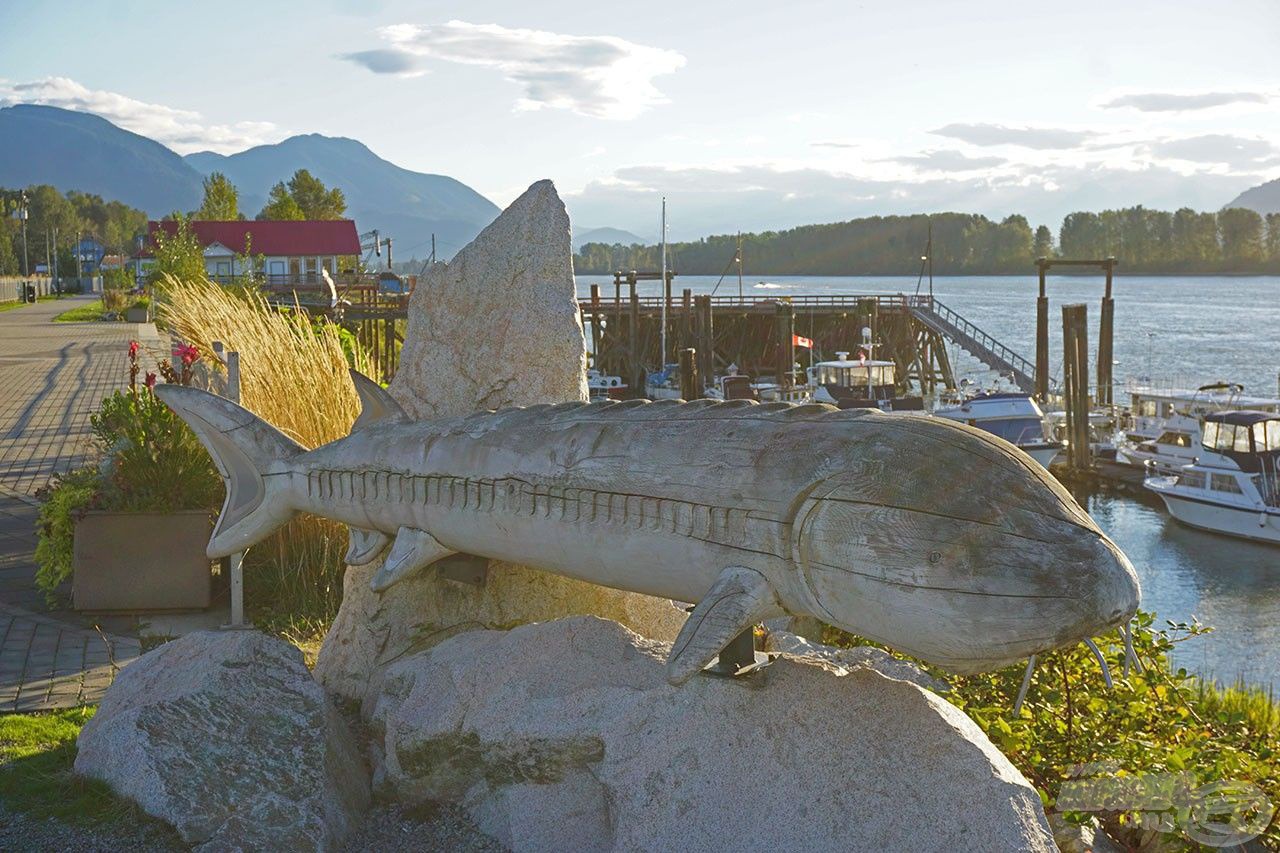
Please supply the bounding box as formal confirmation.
[153,385,304,557]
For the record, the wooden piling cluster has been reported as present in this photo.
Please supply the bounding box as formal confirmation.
[1060,303,1092,470]
[581,289,955,396]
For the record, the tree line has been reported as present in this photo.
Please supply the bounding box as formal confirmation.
[574,207,1280,276]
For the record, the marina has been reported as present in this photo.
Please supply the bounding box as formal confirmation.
[576,272,1280,690]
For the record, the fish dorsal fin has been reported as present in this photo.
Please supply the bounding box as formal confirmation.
[349,369,407,432]
[665,566,779,685]
[346,526,391,566]
[370,526,455,592]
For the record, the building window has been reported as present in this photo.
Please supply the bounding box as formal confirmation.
[305,257,318,283]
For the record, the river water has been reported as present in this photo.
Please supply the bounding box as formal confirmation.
[575,274,1280,689]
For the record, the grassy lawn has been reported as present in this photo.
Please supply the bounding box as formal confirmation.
[54,301,109,323]
[0,295,62,313]
[0,706,163,832]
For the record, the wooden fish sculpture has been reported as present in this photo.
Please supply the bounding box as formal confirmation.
[156,372,1140,685]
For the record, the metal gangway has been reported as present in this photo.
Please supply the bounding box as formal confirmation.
[910,298,1045,393]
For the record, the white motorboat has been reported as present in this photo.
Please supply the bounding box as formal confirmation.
[933,393,1064,468]
[587,368,628,400]
[1116,383,1280,474]
[1144,410,1280,545]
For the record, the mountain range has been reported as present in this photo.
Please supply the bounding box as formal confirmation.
[0,104,500,257]
[1225,180,1280,216]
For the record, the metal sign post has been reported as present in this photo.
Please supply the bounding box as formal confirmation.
[212,341,249,630]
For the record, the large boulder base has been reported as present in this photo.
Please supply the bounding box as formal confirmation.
[75,630,369,851]
[316,179,686,708]
[371,616,1057,853]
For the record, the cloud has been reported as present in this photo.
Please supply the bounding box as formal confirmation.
[339,48,426,77]
[1140,134,1280,169]
[0,76,281,154]
[884,149,1007,171]
[342,20,685,119]
[930,122,1098,150]
[811,140,859,149]
[566,159,1257,240]
[1100,90,1271,112]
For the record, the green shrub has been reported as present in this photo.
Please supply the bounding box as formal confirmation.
[824,613,1279,849]
[33,467,103,601]
[127,295,151,312]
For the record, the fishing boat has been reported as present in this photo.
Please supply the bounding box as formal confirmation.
[587,368,628,400]
[1115,383,1280,474]
[809,352,924,411]
[1144,411,1280,545]
[933,393,1064,468]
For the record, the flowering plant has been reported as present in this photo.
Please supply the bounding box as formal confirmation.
[34,342,222,600]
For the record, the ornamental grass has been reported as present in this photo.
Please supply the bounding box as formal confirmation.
[157,274,381,631]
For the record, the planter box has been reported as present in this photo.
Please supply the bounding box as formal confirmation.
[73,510,213,611]
[125,306,150,323]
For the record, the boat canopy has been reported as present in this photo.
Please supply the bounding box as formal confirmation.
[1201,410,1280,470]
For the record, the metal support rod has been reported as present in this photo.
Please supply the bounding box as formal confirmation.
[221,347,248,629]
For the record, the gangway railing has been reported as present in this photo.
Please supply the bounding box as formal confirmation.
[910,298,1046,393]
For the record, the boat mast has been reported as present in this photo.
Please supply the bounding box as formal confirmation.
[660,197,668,368]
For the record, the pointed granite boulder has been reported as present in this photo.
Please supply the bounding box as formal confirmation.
[316,181,684,712]
[390,179,589,417]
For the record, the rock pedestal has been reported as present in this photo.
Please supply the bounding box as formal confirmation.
[370,616,1057,853]
[75,630,369,852]
[315,180,686,710]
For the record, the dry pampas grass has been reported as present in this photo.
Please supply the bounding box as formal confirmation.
[156,274,382,628]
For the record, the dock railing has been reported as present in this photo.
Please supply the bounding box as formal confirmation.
[909,298,1042,393]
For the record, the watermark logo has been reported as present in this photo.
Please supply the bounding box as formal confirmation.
[1057,762,1274,847]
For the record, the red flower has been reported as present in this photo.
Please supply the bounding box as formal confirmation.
[176,343,200,367]
[128,340,139,358]
[144,371,157,389]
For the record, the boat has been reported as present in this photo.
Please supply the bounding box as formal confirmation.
[933,392,1064,468]
[809,352,924,411]
[587,368,628,400]
[1115,383,1280,474]
[1144,410,1280,545]
[1042,409,1123,462]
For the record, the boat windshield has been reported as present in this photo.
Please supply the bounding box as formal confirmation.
[819,364,894,387]
[982,417,1045,445]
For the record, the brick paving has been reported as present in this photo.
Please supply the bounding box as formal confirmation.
[0,296,161,711]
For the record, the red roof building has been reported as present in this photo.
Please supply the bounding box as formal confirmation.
[138,219,362,284]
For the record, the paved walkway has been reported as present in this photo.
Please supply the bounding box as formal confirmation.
[0,295,160,711]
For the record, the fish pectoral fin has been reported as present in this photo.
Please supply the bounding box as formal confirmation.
[665,566,778,686]
[346,527,391,566]
[369,527,454,592]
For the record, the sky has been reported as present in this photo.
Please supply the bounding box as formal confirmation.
[2,0,1279,239]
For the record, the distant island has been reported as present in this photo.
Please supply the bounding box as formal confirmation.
[574,207,1280,276]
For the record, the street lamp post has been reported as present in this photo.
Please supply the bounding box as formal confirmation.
[18,192,28,277]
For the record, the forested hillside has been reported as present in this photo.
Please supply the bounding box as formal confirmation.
[576,207,1280,275]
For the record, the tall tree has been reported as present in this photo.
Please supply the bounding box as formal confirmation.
[257,170,345,220]
[287,169,345,219]
[196,172,241,220]
[258,182,305,220]
[1264,213,1280,263]
[1032,224,1054,259]
[1219,207,1264,265]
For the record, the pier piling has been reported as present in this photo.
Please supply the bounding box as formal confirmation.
[679,348,700,400]
[1062,303,1092,470]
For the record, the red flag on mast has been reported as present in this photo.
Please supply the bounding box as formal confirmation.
[792,334,813,349]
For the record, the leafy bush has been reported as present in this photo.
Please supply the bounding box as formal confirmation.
[127,295,151,312]
[33,467,103,600]
[824,613,1279,849]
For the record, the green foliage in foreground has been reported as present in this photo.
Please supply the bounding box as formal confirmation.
[0,707,171,838]
[827,611,1279,849]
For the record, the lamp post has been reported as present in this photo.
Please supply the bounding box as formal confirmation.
[18,192,28,277]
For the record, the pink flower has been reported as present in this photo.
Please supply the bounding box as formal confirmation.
[128,340,139,358]
[177,343,200,367]
[144,371,157,390]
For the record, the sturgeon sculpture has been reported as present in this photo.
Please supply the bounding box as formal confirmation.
[156,373,1141,685]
